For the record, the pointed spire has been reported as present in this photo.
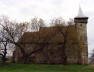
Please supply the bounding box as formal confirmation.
[75,5,87,18]
[77,5,85,17]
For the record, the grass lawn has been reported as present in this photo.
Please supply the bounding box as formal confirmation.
[0,63,94,72]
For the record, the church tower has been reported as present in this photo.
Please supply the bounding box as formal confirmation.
[74,6,88,64]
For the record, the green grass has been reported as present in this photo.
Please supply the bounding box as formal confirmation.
[0,63,94,72]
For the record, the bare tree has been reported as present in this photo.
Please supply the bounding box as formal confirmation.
[16,30,55,63]
[13,19,54,64]
[50,18,81,65]
[29,17,46,31]
[0,40,8,62]
[0,16,49,63]
[0,16,28,63]
[50,18,70,65]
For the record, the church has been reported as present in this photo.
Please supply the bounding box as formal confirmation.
[13,6,89,64]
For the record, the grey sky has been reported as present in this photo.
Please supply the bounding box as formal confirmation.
[0,0,94,54]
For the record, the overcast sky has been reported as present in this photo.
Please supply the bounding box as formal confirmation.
[0,0,94,54]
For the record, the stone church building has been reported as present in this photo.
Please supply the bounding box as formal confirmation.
[13,7,89,64]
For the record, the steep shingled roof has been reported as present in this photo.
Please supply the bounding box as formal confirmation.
[17,26,62,44]
[18,25,77,45]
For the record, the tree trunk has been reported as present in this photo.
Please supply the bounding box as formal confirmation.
[22,54,28,64]
[1,46,7,63]
[61,39,68,65]
[62,53,67,65]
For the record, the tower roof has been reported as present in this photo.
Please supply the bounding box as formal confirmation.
[75,6,88,18]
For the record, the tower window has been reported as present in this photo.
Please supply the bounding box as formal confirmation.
[80,24,83,27]
[80,24,82,26]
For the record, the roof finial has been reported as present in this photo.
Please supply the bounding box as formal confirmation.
[79,4,80,7]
